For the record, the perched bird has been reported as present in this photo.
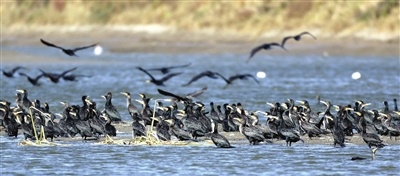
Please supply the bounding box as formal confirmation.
[247,43,284,63]
[39,67,77,83]
[2,66,26,78]
[182,71,219,86]
[208,119,234,148]
[40,39,97,57]
[136,67,181,86]
[102,92,122,122]
[144,63,191,74]
[280,31,317,49]
[215,73,260,88]
[19,72,44,86]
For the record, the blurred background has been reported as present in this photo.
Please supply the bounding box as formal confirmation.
[2,0,399,42]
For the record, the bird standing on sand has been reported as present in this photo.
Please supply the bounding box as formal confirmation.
[40,39,97,57]
[247,43,285,63]
[280,31,316,50]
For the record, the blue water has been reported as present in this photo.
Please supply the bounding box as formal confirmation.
[1,43,400,175]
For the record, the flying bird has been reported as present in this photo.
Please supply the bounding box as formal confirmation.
[215,73,260,88]
[280,31,317,49]
[157,86,207,104]
[145,63,191,74]
[247,43,285,63]
[40,39,97,57]
[39,67,77,83]
[136,66,182,86]
[182,71,219,86]
[19,72,44,86]
[2,66,27,78]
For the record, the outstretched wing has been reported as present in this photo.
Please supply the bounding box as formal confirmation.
[281,36,294,48]
[167,63,191,69]
[247,44,265,63]
[182,71,216,86]
[243,74,260,84]
[160,72,182,82]
[299,31,317,39]
[186,86,208,98]
[60,67,78,76]
[40,39,65,50]
[137,67,156,81]
[72,43,98,52]
[214,72,230,84]
[157,88,189,102]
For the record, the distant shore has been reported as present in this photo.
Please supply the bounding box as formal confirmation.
[1,27,399,65]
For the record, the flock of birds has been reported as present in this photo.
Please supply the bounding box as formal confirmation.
[1,32,398,161]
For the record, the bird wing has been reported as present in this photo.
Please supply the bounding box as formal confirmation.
[182,71,216,86]
[214,72,230,84]
[137,67,156,81]
[146,63,191,73]
[167,63,192,69]
[281,36,294,48]
[186,86,208,98]
[72,43,98,52]
[243,74,260,84]
[60,67,78,76]
[160,72,182,82]
[40,39,65,50]
[157,89,188,102]
[11,66,26,73]
[247,44,265,63]
[299,31,317,39]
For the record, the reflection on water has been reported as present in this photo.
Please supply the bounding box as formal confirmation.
[1,45,400,175]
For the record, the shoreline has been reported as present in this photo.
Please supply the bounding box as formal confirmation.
[2,122,400,146]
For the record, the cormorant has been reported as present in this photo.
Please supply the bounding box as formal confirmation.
[247,42,285,63]
[182,71,219,86]
[2,66,26,78]
[280,31,317,49]
[19,72,43,86]
[143,63,191,74]
[16,89,32,113]
[157,87,208,104]
[39,67,77,83]
[121,92,142,121]
[132,120,146,138]
[102,92,122,122]
[208,119,233,148]
[62,74,92,81]
[215,73,260,88]
[136,66,182,86]
[40,39,97,57]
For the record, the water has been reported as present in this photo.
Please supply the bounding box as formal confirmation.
[1,44,400,175]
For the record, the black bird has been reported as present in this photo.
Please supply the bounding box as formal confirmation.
[182,71,219,86]
[40,39,97,57]
[2,66,26,78]
[158,87,207,104]
[102,92,122,122]
[247,43,284,63]
[280,31,316,50]
[215,73,260,88]
[137,66,182,86]
[62,74,92,81]
[145,63,191,74]
[39,67,77,83]
[19,72,44,86]
[208,119,233,148]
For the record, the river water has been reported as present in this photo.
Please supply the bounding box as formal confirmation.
[1,44,399,175]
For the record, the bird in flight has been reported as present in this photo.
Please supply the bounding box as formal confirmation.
[39,67,77,83]
[136,67,182,86]
[182,70,219,86]
[144,63,191,74]
[40,39,97,57]
[19,72,43,86]
[215,73,260,88]
[2,66,27,78]
[158,86,207,104]
[246,43,285,63]
[280,31,316,50]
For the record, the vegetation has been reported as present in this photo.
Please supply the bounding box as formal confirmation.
[1,1,399,40]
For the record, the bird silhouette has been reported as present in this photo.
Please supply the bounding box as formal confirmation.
[145,63,191,74]
[40,39,97,57]
[157,87,207,104]
[182,71,219,86]
[2,66,27,78]
[19,72,44,86]
[215,73,260,88]
[280,31,316,49]
[247,43,285,63]
[136,66,182,86]
[39,67,77,83]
